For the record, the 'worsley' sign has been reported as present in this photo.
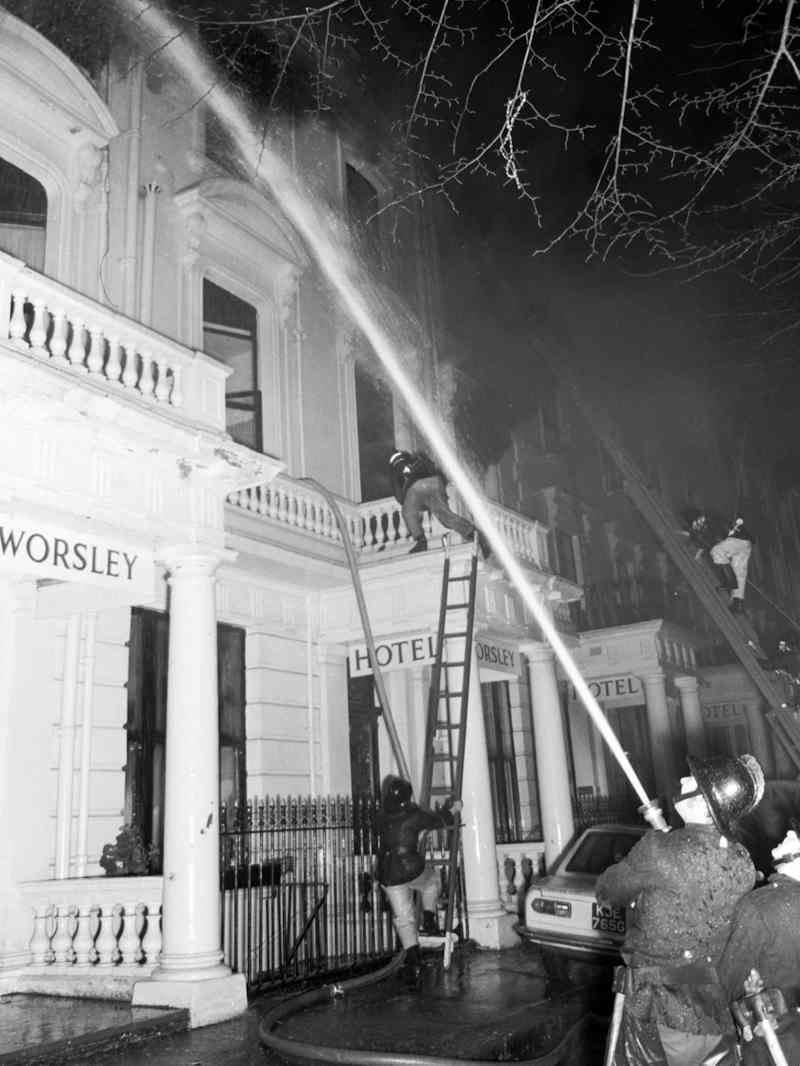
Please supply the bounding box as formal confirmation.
[0,520,155,594]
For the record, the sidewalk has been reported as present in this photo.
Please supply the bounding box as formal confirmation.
[0,943,614,1065]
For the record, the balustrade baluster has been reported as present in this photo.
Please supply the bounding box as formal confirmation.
[29,300,48,355]
[9,289,27,345]
[29,903,53,965]
[86,325,105,376]
[72,903,96,966]
[66,318,86,371]
[106,335,122,383]
[121,344,138,390]
[49,310,68,366]
[139,351,155,399]
[170,366,183,408]
[51,903,76,965]
[140,901,162,966]
[118,901,142,964]
[95,903,120,966]
[154,362,171,402]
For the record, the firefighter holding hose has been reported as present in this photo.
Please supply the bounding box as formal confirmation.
[596,753,765,1066]
[719,828,800,1065]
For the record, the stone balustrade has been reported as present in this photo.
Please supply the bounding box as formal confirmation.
[229,476,551,569]
[0,250,229,433]
[19,877,162,974]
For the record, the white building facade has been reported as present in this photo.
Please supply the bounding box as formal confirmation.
[0,10,592,1026]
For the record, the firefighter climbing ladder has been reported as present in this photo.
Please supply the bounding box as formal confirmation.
[564,384,800,772]
[418,534,479,968]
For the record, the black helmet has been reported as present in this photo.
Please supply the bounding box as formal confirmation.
[382,775,413,813]
[681,507,705,526]
[687,754,765,837]
[389,449,410,468]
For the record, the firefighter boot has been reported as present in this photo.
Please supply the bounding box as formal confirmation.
[714,563,737,591]
[401,944,422,983]
[421,910,440,936]
[408,535,428,555]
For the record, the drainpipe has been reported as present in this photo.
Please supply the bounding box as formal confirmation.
[139,181,161,325]
[123,64,143,316]
[54,614,81,880]
[74,611,97,877]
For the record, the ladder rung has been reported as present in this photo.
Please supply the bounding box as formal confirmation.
[436,722,460,730]
[447,575,471,583]
[432,753,455,762]
[439,691,463,700]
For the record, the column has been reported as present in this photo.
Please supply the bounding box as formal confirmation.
[133,547,246,1027]
[674,675,706,757]
[743,701,775,778]
[461,648,517,949]
[642,671,678,804]
[523,643,575,869]
[54,613,81,879]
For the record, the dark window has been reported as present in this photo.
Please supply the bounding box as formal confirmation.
[355,363,395,501]
[603,705,654,800]
[549,528,578,583]
[346,164,380,263]
[126,608,247,873]
[203,279,261,451]
[347,673,381,801]
[0,157,46,270]
[564,829,643,876]
[481,682,522,843]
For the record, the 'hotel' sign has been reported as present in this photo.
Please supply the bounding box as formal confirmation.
[0,520,155,595]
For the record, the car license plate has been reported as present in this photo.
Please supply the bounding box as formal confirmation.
[591,902,626,935]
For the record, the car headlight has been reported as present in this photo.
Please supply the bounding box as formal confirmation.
[531,898,572,918]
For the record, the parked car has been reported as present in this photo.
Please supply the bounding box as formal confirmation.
[515,823,645,965]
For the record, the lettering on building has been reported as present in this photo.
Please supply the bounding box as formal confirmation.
[568,675,643,707]
[474,638,519,677]
[0,521,154,594]
[349,634,437,677]
[702,701,747,724]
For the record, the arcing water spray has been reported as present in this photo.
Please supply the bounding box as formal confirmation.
[116,0,667,832]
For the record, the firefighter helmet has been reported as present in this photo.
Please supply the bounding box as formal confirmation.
[382,775,413,813]
[389,449,411,468]
[686,754,765,837]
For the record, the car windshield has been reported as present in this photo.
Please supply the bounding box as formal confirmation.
[564,830,641,876]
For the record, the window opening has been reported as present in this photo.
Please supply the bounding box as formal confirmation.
[355,362,395,501]
[203,279,261,451]
[481,681,522,843]
[126,608,247,873]
[0,157,46,270]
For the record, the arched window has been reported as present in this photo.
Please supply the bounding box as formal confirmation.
[0,156,47,270]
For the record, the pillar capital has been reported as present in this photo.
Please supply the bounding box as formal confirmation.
[157,545,236,576]
[641,669,666,686]
[521,641,554,664]
[674,674,700,694]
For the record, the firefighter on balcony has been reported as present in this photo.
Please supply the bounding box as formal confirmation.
[596,753,765,1066]
[377,775,461,981]
[719,829,800,1066]
[681,508,755,615]
[764,635,800,710]
[389,448,490,558]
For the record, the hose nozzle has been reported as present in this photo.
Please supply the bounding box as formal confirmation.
[639,798,669,832]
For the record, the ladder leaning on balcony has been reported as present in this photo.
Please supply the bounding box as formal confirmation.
[562,382,800,772]
[418,534,479,969]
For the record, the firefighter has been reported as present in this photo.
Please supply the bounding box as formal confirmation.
[681,508,755,614]
[388,448,490,558]
[719,829,800,1065]
[596,753,765,1066]
[377,775,460,981]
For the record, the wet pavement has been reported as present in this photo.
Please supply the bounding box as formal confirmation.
[0,943,615,1064]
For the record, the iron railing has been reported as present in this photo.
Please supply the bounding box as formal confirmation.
[220,795,395,989]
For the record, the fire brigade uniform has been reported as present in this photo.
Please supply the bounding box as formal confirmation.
[719,843,800,1065]
[597,754,764,1066]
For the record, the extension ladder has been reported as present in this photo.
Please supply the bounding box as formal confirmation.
[565,383,800,771]
[418,534,479,967]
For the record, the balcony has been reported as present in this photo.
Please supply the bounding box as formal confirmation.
[0,250,230,435]
[227,475,552,571]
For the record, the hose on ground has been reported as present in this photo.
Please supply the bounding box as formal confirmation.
[258,949,603,1066]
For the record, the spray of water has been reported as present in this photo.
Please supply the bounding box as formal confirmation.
[119,0,665,828]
